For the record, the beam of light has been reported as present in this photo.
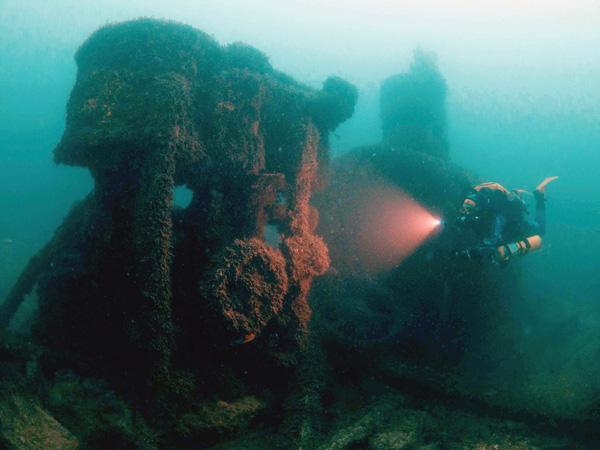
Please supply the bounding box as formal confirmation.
[352,183,440,273]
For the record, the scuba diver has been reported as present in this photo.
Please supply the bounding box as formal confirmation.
[454,176,558,266]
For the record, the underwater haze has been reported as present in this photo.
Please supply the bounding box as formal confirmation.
[2,0,600,447]
[3,1,600,286]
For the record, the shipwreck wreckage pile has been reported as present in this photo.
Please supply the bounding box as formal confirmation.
[0,19,596,450]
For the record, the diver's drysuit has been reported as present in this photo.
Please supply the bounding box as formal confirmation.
[456,182,547,265]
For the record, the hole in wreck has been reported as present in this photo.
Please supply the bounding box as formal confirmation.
[264,224,282,248]
[276,191,287,206]
[174,186,193,208]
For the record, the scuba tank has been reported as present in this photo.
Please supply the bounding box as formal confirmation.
[449,232,543,266]
[495,234,542,264]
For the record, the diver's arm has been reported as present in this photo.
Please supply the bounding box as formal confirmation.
[533,189,546,236]
[532,176,558,237]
